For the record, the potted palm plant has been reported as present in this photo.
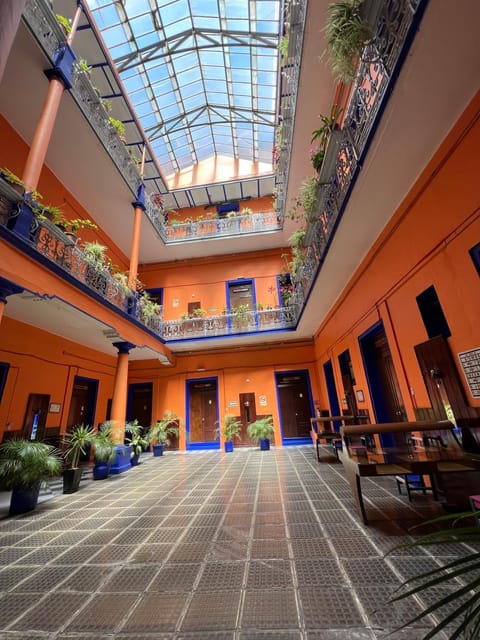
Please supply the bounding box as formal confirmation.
[92,422,116,479]
[0,439,62,515]
[125,420,148,466]
[247,416,275,451]
[148,412,180,457]
[62,423,95,493]
[217,415,242,452]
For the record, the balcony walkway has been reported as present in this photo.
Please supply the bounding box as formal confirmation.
[0,445,472,639]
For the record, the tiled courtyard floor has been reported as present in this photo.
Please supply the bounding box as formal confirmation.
[0,445,476,639]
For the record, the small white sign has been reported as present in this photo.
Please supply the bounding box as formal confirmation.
[259,395,267,406]
[49,403,61,413]
[229,401,237,407]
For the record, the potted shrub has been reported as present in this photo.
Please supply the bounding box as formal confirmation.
[125,420,148,466]
[108,116,126,141]
[148,412,180,457]
[247,416,275,451]
[62,424,95,493]
[92,422,116,479]
[217,415,242,452]
[0,439,62,515]
[325,0,373,82]
[82,240,110,293]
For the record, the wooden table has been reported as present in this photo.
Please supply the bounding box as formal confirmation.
[338,420,480,524]
[310,416,353,461]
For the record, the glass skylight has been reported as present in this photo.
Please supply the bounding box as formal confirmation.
[86,0,281,178]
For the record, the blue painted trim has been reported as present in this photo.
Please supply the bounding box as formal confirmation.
[274,369,315,445]
[282,437,310,446]
[188,442,221,451]
[185,376,219,450]
[0,362,10,404]
[225,277,257,329]
[127,382,153,424]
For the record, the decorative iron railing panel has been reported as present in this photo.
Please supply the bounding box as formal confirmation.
[292,0,426,308]
[144,197,281,243]
[161,305,298,341]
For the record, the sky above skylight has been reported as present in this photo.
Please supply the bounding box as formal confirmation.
[85,0,282,178]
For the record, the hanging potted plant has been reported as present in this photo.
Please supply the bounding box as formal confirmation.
[247,416,275,451]
[82,240,110,293]
[62,424,95,493]
[0,439,62,515]
[216,415,242,453]
[324,0,374,82]
[125,420,148,466]
[148,412,180,457]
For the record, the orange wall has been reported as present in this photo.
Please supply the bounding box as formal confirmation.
[313,91,480,417]
[168,196,274,224]
[139,249,289,320]
[0,115,128,271]
[0,317,116,438]
[129,340,318,448]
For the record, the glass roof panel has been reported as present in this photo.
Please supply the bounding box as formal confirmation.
[86,0,281,177]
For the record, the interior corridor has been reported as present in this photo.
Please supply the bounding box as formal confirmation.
[0,445,472,639]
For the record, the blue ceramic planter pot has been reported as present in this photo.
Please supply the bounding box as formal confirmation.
[10,483,41,515]
[93,462,110,480]
[224,441,234,453]
[259,438,270,451]
[153,443,164,457]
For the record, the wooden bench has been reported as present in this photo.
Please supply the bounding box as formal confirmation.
[338,420,480,525]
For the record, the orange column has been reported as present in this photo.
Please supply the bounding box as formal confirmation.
[22,79,65,192]
[128,204,143,289]
[109,341,135,443]
[21,4,83,192]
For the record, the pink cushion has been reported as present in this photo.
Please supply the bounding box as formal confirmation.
[470,495,480,509]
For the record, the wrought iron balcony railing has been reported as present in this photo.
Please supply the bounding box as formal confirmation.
[291,0,425,310]
[144,197,281,243]
[1,202,296,342]
[162,305,298,341]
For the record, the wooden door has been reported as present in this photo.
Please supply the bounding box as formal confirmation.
[360,324,406,422]
[338,350,358,419]
[228,281,254,310]
[275,372,312,439]
[188,379,218,444]
[239,392,256,444]
[22,393,50,440]
[415,336,480,453]
[128,383,152,432]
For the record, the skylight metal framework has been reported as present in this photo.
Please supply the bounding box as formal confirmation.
[86,0,282,177]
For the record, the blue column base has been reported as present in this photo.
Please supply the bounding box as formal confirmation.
[110,445,132,474]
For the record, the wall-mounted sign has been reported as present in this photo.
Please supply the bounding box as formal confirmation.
[172,298,179,307]
[259,395,267,406]
[458,347,480,398]
[49,403,61,413]
[229,401,238,407]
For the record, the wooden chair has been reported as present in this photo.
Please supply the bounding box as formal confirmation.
[395,474,435,502]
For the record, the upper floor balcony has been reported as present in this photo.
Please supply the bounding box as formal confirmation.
[144,196,281,244]
[0,180,297,345]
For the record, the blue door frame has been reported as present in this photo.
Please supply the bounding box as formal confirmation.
[275,369,314,446]
[358,320,395,447]
[186,376,220,450]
